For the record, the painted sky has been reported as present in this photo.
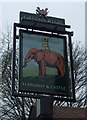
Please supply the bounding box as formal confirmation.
[23,33,64,57]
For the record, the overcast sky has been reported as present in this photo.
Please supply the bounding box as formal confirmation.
[0,1,85,46]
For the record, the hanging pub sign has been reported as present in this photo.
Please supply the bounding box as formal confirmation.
[19,30,70,96]
[12,9,75,100]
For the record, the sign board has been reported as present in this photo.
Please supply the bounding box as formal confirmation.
[19,30,70,96]
[12,11,75,100]
[20,11,65,32]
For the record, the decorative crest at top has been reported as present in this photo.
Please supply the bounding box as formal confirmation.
[36,7,49,17]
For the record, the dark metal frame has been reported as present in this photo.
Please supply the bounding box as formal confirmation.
[12,23,76,102]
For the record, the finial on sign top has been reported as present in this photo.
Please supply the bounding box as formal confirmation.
[36,7,49,17]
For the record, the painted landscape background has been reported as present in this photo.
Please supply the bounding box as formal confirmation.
[22,32,64,77]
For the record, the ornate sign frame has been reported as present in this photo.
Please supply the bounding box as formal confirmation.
[12,11,75,102]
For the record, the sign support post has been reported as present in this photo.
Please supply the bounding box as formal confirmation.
[36,96,53,119]
[68,32,75,100]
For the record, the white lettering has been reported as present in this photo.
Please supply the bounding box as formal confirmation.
[22,82,66,91]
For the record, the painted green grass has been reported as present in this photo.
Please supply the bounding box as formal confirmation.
[23,67,58,77]
[23,69,38,77]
